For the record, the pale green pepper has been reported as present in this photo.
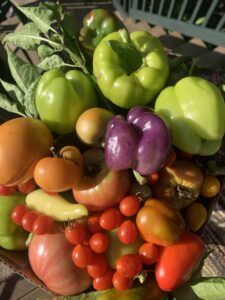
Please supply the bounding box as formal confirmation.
[155,76,225,155]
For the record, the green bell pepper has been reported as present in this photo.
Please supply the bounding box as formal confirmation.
[0,192,28,250]
[79,8,123,54]
[155,76,225,155]
[93,29,169,109]
[35,69,98,134]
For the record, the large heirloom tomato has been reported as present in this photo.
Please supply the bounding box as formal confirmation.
[28,230,92,295]
[155,231,205,291]
[72,149,131,211]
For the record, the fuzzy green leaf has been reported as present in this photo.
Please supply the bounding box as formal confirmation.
[18,5,56,34]
[0,92,26,117]
[3,22,42,50]
[0,79,24,104]
[38,54,76,70]
[23,80,39,118]
[6,48,40,93]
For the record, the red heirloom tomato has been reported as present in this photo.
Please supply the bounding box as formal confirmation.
[155,231,205,291]
[73,149,131,211]
[28,230,92,295]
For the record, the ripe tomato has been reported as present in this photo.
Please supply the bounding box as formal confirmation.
[200,175,221,198]
[139,242,159,265]
[100,208,123,230]
[0,184,17,196]
[119,195,140,216]
[118,220,138,244]
[11,204,30,225]
[72,149,131,211]
[65,222,87,245]
[87,213,102,233]
[116,254,142,278]
[112,271,133,291]
[32,215,55,235]
[21,211,39,232]
[93,268,114,291]
[34,147,83,193]
[184,202,207,232]
[17,178,37,194]
[72,244,94,268]
[28,230,92,295]
[90,232,109,253]
[87,254,108,278]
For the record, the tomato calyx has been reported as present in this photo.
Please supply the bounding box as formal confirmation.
[176,185,199,202]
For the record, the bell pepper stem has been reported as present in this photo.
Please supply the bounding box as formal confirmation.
[119,28,132,44]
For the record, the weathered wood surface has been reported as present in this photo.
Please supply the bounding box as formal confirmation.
[0,1,225,299]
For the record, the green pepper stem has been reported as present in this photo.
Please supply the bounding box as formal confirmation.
[119,28,132,44]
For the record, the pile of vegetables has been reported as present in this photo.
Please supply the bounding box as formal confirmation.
[0,2,225,299]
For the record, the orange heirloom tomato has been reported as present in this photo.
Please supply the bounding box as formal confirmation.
[136,198,185,246]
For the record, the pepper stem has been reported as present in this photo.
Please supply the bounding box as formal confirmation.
[119,28,132,44]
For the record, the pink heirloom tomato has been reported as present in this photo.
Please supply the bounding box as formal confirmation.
[72,148,131,211]
[28,229,92,295]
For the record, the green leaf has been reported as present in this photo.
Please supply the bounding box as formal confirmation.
[3,22,42,50]
[18,5,56,34]
[38,54,76,70]
[0,79,24,104]
[0,92,26,117]
[23,80,39,118]
[6,48,40,93]
[106,39,143,75]
[172,277,225,300]
[39,1,63,22]
[37,44,62,59]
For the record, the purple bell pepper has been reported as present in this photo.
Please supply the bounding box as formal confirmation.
[104,106,172,175]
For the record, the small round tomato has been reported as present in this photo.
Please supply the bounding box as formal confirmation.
[0,184,17,196]
[87,213,102,233]
[32,215,55,234]
[90,232,109,253]
[118,220,138,244]
[93,268,114,291]
[87,254,108,278]
[11,204,30,225]
[65,222,87,245]
[200,175,221,198]
[112,271,133,291]
[72,244,94,268]
[116,254,142,278]
[21,211,39,232]
[119,195,140,216]
[139,242,159,265]
[17,178,37,194]
[100,208,123,230]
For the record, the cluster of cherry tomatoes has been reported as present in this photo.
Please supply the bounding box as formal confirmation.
[63,195,160,291]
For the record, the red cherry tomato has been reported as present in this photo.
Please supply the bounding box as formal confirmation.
[0,184,17,196]
[116,254,142,278]
[112,271,133,291]
[87,254,108,278]
[21,210,39,232]
[17,178,37,194]
[87,213,102,233]
[11,204,30,225]
[119,195,140,216]
[90,232,109,253]
[93,268,114,291]
[32,215,55,235]
[118,220,138,244]
[72,244,94,268]
[139,242,159,265]
[100,208,123,230]
[65,222,87,245]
